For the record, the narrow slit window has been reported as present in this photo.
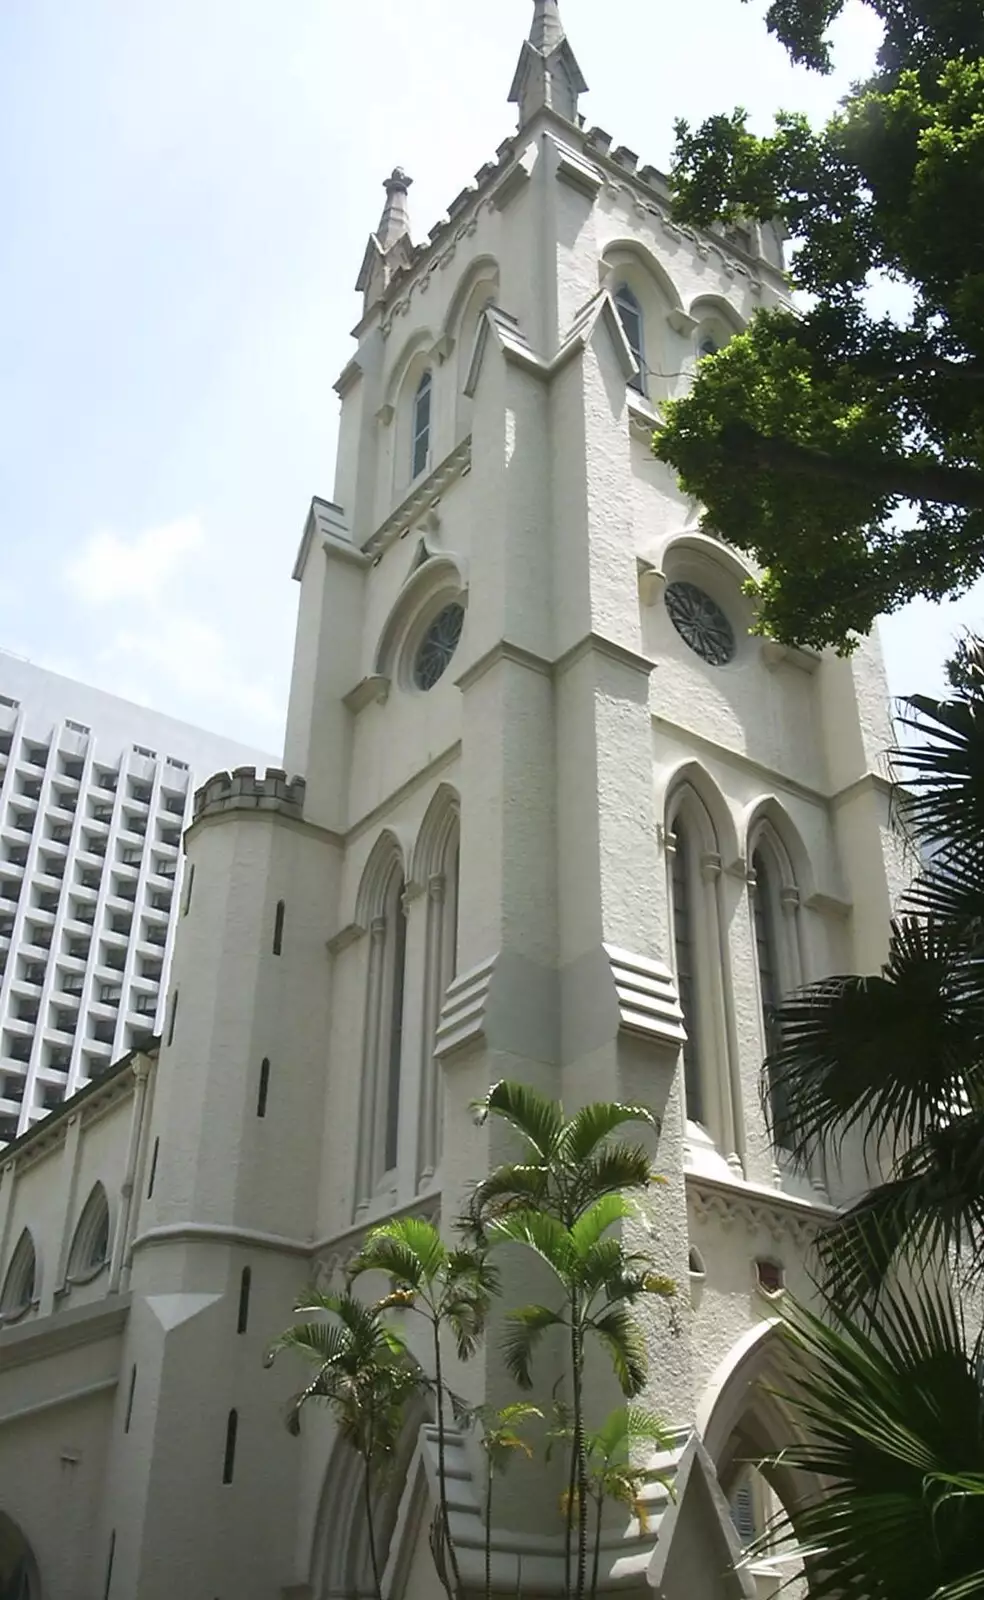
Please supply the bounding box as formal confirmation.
[182,860,195,915]
[671,820,704,1124]
[124,1365,137,1433]
[104,1531,116,1600]
[614,284,645,394]
[222,1410,238,1484]
[147,1137,159,1198]
[237,1267,252,1334]
[257,1059,270,1119]
[412,370,432,479]
[272,900,285,956]
[166,988,179,1047]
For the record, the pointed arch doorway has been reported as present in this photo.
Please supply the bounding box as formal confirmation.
[0,1513,40,1600]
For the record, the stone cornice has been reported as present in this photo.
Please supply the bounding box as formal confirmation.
[686,1170,835,1248]
[363,437,472,558]
[131,1222,313,1259]
[0,1293,131,1372]
[311,1190,441,1283]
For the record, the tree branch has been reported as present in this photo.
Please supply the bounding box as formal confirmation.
[724,426,984,511]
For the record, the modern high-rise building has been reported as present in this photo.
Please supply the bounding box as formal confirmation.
[0,654,276,1141]
[0,7,904,1598]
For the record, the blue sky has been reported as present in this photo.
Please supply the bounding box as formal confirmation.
[1,0,979,752]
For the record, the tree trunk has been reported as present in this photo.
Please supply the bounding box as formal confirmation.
[364,1455,383,1600]
[433,1319,464,1599]
[565,1312,578,1600]
[590,1492,604,1600]
[571,1308,588,1600]
[485,1460,494,1600]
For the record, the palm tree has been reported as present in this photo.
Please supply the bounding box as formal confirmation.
[551,1403,674,1600]
[765,642,984,1306]
[462,1081,668,1600]
[487,1194,676,1600]
[265,1289,421,1600]
[466,1401,543,1600]
[760,1279,984,1600]
[349,1216,499,1600]
[465,1080,660,1238]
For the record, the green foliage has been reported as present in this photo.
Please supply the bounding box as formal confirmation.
[765,1280,984,1600]
[654,0,984,651]
[265,1290,422,1600]
[766,638,984,1305]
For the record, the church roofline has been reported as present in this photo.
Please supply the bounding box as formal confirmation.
[0,1040,159,1167]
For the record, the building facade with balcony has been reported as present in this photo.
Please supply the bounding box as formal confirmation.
[0,654,275,1142]
[0,6,905,1598]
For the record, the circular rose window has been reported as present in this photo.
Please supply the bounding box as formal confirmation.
[664,581,736,666]
[413,602,465,690]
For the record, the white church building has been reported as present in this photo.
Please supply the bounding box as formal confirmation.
[0,5,902,1596]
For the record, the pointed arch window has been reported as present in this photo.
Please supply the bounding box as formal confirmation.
[670,818,704,1125]
[750,832,804,1151]
[67,1183,111,1281]
[412,370,432,479]
[614,284,645,394]
[357,852,409,1208]
[417,799,460,1187]
[0,1229,37,1321]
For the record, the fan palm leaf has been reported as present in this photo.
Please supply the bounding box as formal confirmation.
[761,1281,984,1600]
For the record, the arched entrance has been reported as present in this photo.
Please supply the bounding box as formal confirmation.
[308,1399,431,1600]
[0,1513,40,1600]
[699,1323,822,1597]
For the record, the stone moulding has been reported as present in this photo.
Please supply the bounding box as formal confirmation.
[434,954,497,1059]
[604,944,686,1047]
[363,436,473,559]
[687,1170,835,1249]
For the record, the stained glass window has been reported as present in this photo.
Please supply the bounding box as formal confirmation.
[413,602,465,690]
[665,581,736,666]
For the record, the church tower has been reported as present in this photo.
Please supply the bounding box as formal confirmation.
[32,5,902,1597]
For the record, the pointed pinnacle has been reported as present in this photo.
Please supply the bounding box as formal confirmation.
[530,0,566,53]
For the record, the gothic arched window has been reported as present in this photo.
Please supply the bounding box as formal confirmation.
[67,1183,111,1280]
[671,818,704,1126]
[666,780,741,1164]
[614,284,646,393]
[415,793,460,1187]
[412,370,432,480]
[0,1229,37,1322]
[749,827,804,1152]
[356,847,409,1207]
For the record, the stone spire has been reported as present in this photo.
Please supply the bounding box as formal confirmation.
[356,168,415,307]
[509,0,587,128]
[375,168,413,251]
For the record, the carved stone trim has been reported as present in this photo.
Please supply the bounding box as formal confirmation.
[604,944,685,1047]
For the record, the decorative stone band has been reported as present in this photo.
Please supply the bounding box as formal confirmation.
[434,946,685,1063]
[192,767,306,823]
[603,943,686,1047]
[687,1169,836,1251]
[395,1423,754,1597]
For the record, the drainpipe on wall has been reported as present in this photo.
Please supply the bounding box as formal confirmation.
[109,1053,151,1294]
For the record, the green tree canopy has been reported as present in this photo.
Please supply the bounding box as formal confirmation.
[654,0,984,652]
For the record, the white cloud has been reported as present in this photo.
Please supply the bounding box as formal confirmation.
[64,515,202,605]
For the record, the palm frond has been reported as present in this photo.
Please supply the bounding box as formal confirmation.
[761,1282,984,1600]
[567,1145,660,1215]
[486,1209,574,1280]
[589,1304,649,1397]
[904,844,984,930]
[502,1304,566,1388]
[470,1080,563,1161]
[458,1164,550,1237]
[893,674,984,860]
[766,917,982,1170]
[569,1193,634,1257]
[559,1101,659,1165]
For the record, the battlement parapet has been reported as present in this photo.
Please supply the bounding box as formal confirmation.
[193,767,306,823]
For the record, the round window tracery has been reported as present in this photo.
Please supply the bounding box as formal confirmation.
[665,581,736,666]
[413,602,465,690]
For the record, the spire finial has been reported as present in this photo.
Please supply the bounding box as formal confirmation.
[529,0,566,53]
[509,0,587,128]
[376,167,413,252]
